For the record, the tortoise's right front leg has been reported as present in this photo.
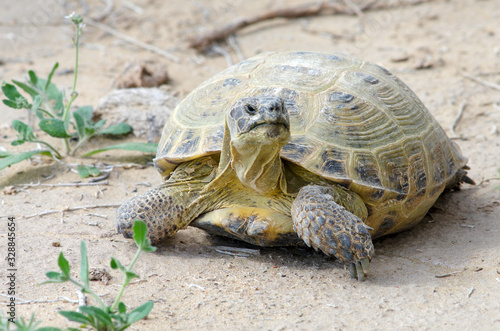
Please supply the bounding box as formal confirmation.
[117,185,190,244]
[117,156,218,244]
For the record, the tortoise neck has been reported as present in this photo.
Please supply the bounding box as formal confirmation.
[230,139,286,195]
[217,123,289,195]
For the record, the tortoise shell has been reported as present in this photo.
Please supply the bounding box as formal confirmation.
[154,51,468,237]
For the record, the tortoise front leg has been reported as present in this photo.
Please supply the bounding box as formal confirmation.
[291,185,374,281]
[117,185,192,244]
[117,156,218,244]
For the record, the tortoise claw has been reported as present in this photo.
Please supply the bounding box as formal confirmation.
[350,258,370,281]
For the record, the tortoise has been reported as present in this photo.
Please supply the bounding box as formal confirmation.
[117,51,473,280]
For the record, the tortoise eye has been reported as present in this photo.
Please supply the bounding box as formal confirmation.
[245,104,257,114]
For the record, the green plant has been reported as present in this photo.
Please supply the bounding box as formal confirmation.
[0,13,157,173]
[41,220,156,330]
[0,220,156,331]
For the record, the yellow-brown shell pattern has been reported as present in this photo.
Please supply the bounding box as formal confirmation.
[154,51,468,237]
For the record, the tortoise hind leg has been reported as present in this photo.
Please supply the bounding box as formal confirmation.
[291,185,374,281]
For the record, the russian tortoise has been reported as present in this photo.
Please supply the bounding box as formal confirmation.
[117,51,472,280]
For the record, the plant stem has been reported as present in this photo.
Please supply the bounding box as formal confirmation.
[72,26,81,92]
[71,133,90,156]
[35,140,62,159]
[62,19,82,155]
[110,248,142,311]
[69,278,106,308]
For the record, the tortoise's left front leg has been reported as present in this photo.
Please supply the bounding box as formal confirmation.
[291,185,374,281]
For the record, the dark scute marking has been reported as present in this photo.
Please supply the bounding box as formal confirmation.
[330,92,354,103]
[223,78,241,87]
[356,72,379,85]
[322,159,345,176]
[395,193,407,201]
[282,140,314,160]
[374,216,396,237]
[415,171,427,193]
[321,106,339,124]
[206,129,224,149]
[174,135,199,156]
[375,64,392,76]
[225,215,248,235]
[321,149,347,177]
[355,157,382,187]
[370,188,385,200]
[290,51,344,62]
[291,51,316,57]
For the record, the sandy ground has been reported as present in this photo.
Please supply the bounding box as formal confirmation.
[1,0,499,330]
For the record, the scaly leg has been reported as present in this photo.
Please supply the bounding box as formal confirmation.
[292,185,374,281]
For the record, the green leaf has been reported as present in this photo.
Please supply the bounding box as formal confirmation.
[45,271,63,280]
[74,105,93,122]
[118,302,127,314]
[45,62,59,91]
[82,142,158,157]
[133,220,156,252]
[74,106,102,137]
[78,306,113,325]
[3,99,19,109]
[12,120,37,144]
[37,327,63,331]
[0,151,11,158]
[28,70,38,85]
[38,76,64,113]
[1,81,22,100]
[58,252,71,279]
[133,220,147,248]
[110,257,125,272]
[98,122,132,136]
[80,241,90,290]
[58,311,92,325]
[77,165,101,178]
[127,301,154,324]
[90,118,106,133]
[12,79,39,99]
[0,150,51,171]
[73,110,86,139]
[12,119,31,136]
[125,270,140,283]
[39,118,72,138]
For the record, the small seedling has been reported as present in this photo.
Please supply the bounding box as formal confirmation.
[0,13,157,175]
[23,220,156,331]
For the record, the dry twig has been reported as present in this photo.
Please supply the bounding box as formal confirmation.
[0,203,121,220]
[435,269,465,278]
[450,100,467,138]
[189,0,434,51]
[213,245,261,257]
[463,72,500,91]
[467,286,475,298]
[13,181,109,189]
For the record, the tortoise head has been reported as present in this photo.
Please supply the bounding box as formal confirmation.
[227,96,290,141]
[220,96,291,194]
